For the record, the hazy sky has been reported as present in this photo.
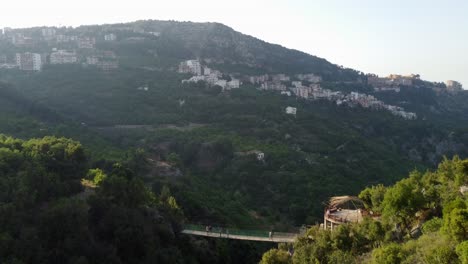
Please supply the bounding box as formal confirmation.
[1,0,467,86]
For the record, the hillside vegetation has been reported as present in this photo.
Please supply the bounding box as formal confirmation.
[0,134,273,264]
[261,157,468,264]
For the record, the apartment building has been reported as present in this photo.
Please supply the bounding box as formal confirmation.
[50,50,78,64]
[16,52,42,71]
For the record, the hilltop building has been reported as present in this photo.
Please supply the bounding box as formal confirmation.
[10,34,33,46]
[78,37,96,49]
[178,60,202,75]
[446,80,463,92]
[2,27,13,35]
[104,33,117,41]
[368,74,419,88]
[56,35,77,43]
[41,28,56,38]
[16,52,42,71]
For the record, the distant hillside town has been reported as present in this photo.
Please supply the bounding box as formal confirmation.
[178,59,418,120]
[0,26,136,71]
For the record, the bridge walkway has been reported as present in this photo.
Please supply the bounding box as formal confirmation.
[182,225,299,243]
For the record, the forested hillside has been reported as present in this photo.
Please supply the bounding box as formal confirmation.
[0,135,273,263]
[261,157,468,264]
[1,136,466,263]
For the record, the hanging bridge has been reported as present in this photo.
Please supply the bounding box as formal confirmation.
[181,224,300,243]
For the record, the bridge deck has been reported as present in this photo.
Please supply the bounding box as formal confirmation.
[182,229,298,243]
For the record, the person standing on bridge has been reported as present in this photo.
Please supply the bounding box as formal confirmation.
[269,231,273,240]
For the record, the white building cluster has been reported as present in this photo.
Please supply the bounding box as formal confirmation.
[249,72,416,120]
[0,27,165,73]
[367,74,419,93]
[6,26,100,48]
[0,26,123,72]
[250,73,321,94]
[10,47,119,71]
[334,91,417,119]
[180,60,241,90]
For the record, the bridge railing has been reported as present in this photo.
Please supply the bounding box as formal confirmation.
[183,224,298,238]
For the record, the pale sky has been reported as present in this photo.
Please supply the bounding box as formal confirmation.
[1,0,467,86]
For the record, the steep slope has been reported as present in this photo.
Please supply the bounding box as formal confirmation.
[0,135,235,264]
[0,82,125,159]
[0,82,59,136]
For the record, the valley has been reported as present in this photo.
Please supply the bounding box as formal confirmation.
[0,20,467,263]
